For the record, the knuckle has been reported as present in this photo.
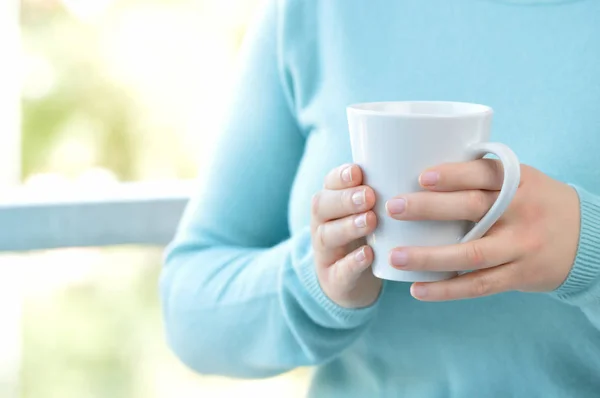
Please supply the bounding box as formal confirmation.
[465,243,486,268]
[521,233,543,252]
[314,224,327,249]
[472,274,493,297]
[467,190,489,218]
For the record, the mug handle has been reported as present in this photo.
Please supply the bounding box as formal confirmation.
[460,142,521,243]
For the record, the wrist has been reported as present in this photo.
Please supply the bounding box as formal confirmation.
[550,184,600,305]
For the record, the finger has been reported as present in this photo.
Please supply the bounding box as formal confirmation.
[314,211,376,250]
[313,186,376,222]
[329,245,374,286]
[324,164,362,190]
[419,159,505,192]
[386,190,498,222]
[389,235,519,272]
[409,263,518,301]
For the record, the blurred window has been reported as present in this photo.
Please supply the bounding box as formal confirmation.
[0,1,311,397]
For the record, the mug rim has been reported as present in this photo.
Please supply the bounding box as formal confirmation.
[347,101,493,119]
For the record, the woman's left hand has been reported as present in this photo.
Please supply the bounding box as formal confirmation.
[386,160,581,301]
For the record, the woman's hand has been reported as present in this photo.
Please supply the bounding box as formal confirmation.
[386,160,581,301]
[311,164,382,308]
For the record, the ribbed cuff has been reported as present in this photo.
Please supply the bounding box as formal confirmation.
[290,228,383,329]
[550,185,600,305]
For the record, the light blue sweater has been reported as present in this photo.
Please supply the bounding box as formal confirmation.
[160,1,600,396]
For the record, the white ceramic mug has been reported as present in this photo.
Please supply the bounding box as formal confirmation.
[347,101,520,282]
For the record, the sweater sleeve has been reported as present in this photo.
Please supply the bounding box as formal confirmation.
[549,185,600,330]
[159,0,379,378]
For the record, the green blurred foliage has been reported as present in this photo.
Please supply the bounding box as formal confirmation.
[21,249,163,398]
[21,1,138,179]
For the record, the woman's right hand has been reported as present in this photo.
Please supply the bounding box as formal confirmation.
[311,164,383,309]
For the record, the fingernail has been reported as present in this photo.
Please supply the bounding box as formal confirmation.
[420,171,439,186]
[390,250,408,267]
[341,166,353,183]
[386,198,406,214]
[352,189,366,205]
[354,213,367,228]
[354,247,366,263]
[411,284,428,298]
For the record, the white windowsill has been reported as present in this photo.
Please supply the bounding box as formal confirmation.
[0,181,192,252]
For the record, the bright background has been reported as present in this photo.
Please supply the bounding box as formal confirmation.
[3,0,311,397]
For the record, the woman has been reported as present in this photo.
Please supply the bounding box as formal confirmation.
[160,1,600,396]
